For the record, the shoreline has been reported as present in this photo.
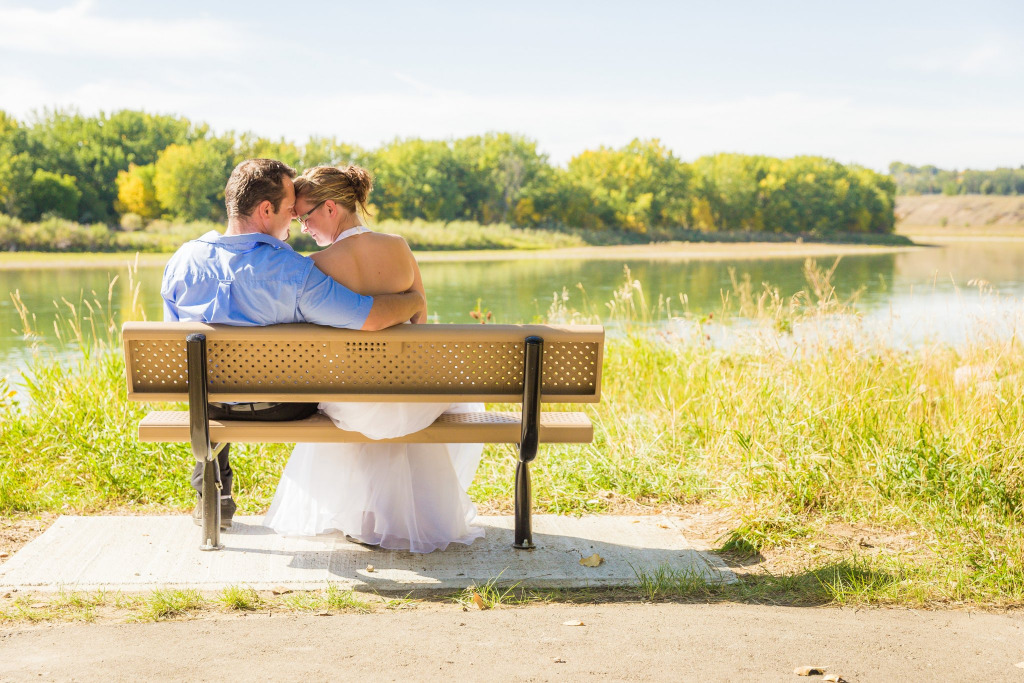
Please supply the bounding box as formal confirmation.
[0,240,927,270]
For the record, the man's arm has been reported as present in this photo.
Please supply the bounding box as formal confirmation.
[298,262,424,330]
[361,291,425,330]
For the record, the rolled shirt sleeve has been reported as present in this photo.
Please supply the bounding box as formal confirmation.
[297,265,374,329]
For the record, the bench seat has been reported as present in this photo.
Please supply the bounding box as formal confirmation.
[139,410,594,444]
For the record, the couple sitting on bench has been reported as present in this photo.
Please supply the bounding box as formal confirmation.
[161,159,484,553]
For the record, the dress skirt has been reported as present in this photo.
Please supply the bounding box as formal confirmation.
[263,401,485,553]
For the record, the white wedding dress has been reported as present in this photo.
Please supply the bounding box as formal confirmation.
[263,226,485,553]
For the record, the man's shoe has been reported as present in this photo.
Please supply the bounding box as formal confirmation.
[191,496,236,530]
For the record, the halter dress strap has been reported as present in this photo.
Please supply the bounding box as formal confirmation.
[332,225,371,244]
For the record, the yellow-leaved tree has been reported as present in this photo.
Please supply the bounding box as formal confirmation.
[115,163,161,220]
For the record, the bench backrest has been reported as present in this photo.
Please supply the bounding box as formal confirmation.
[122,322,604,403]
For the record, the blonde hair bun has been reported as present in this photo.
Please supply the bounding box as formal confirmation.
[345,165,373,205]
[294,164,374,219]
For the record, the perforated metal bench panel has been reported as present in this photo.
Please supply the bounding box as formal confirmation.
[139,410,594,444]
[122,322,604,403]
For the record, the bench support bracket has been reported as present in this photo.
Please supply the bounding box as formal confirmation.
[187,333,223,551]
[514,335,543,549]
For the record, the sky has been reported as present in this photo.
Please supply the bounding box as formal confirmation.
[0,0,1022,171]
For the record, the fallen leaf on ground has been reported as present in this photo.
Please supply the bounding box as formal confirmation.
[366,564,375,573]
[2,592,10,599]
[315,610,330,617]
[270,586,292,596]
[471,591,486,610]
[579,553,604,567]
[552,657,566,663]
[29,603,46,609]
[562,620,585,626]
[822,675,847,682]
[794,666,827,676]
[658,524,670,529]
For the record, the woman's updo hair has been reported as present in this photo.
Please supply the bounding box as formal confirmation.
[294,165,374,219]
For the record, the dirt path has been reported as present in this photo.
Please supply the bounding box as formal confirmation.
[1,603,1021,681]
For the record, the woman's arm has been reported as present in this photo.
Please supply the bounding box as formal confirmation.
[407,242,427,324]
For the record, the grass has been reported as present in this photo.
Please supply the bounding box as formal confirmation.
[0,586,396,623]
[452,571,534,610]
[2,261,1023,608]
[376,219,585,251]
[141,588,206,621]
[0,214,586,255]
[718,514,812,555]
[0,211,914,258]
[0,556,971,624]
[325,584,371,611]
[218,585,263,611]
[632,563,712,601]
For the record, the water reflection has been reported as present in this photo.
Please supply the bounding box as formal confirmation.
[2,241,1023,382]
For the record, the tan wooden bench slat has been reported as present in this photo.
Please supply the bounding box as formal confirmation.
[122,322,604,404]
[139,410,594,444]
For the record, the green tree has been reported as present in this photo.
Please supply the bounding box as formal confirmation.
[153,141,228,221]
[26,109,195,222]
[0,111,33,216]
[566,139,692,232]
[23,169,82,220]
[232,133,303,169]
[372,138,464,221]
[299,137,366,170]
[691,153,766,232]
[451,133,550,223]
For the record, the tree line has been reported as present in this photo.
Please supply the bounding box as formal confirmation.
[890,162,1024,196]
[0,108,897,235]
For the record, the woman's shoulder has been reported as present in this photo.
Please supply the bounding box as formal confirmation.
[365,231,409,245]
[359,231,413,254]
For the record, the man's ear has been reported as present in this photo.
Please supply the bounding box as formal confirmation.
[259,199,274,217]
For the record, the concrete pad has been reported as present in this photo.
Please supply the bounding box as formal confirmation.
[0,514,735,592]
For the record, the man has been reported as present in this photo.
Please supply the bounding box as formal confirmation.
[161,158,423,528]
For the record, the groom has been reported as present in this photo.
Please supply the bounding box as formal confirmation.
[161,158,424,528]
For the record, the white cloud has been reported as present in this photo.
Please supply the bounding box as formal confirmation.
[0,0,243,57]
[903,39,1021,76]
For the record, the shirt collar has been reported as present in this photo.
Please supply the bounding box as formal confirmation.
[195,230,295,251]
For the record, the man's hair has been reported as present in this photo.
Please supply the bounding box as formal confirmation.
[224,159,297,219]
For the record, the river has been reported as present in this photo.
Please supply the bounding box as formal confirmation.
[3,239,1024,386]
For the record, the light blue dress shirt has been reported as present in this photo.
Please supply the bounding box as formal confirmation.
[161,230,373,328]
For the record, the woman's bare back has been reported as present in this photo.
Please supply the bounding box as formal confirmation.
[311,233,426,324]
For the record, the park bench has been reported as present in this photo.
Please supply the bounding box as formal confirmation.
[121,322,604,551]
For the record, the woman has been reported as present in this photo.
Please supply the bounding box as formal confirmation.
[263,165,485,552]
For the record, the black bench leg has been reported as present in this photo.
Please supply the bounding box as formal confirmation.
[200,453,222,549]
[187,333,223,551]
[514,459,532,548]
[514,336,543,550]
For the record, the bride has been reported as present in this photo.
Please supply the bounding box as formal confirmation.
[263,165,485,553]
